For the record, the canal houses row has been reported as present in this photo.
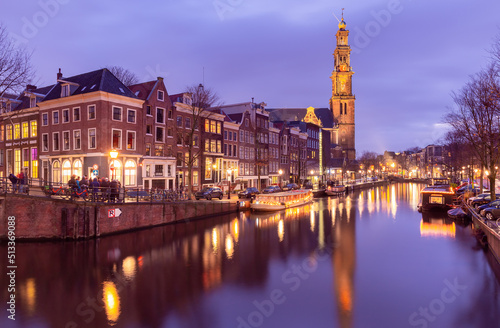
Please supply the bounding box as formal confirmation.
[0,67,343,191]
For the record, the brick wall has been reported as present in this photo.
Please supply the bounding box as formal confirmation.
[0,195,238,240]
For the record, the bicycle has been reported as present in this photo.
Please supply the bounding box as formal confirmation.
[42,185,72,200]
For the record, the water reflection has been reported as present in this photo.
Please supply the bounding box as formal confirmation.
[1,183,499,328]
[420,211,456,238]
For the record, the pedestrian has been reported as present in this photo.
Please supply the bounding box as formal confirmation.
[8,173,17,193]
[18,171,25,193]
[101,178,110,202]
[110,179,119,203]
[76,177,81,192]
[90,177,100,201]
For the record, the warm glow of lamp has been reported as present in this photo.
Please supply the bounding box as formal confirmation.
[279,169,283,175]
[310,170,314,175]
[110,149,118,159]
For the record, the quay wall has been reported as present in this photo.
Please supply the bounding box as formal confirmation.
[0,194,238,240]
[469,205,500,264]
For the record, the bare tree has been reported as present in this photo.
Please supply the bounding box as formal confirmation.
[107,66,139,86]
[444,63,500,199]
[0,24,35,99]
[176,84,221,200]
[358,151,379,179]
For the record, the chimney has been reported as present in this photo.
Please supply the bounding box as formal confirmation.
[157,77,163,81]
[26,84,37,91]
[57,68,63,80]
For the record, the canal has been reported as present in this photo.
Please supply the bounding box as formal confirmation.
[2,182,500,328]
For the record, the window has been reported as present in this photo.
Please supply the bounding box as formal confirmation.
[245,118,249,127]
[42,134,49,151]
[177,116,182,127]
[156,108,164,124]
[62,109,69,123]
[6,125,12,140]
[14,124,20,139]
[185,117,191,129]
[217,122,221,134]
[217,140,221,153]
[124,160,136,186]
[61,85,70,97]
[146,125,152,135]
[233,145,237,157]
[193,135,199,147]
[177,134,183,145]
[155,164,164,176]
[53,111,59,124]
[30,97,36,108]
[30,121,37,137]
[167,127,173,137]
[157,90,164,101]
[126,131,136,150]
[210,120,216,133]
[88,105,96,120]
[168,110,172,119]
[62,160,71,182]
[112,129,122,149]
[192,171,198,186]
[155,145,164,157]
[240,130,244,142]
[210,140,216,153]
[22,148,29,169]
[156,127,164,143]
[88,128,96,149]
[52,160,61,183]
[112,107,122,121]
[72,159,82,178]
[176,152,183,167]
[205,157,212,179]
[63,131,70,150]
[73,107,80,122]
[73,130,81,150]
[224,144,228,156]
[146,105,152,116]
[22,122,29,138]
[53,132,60,151]
[224,131,228,140]
[145,143,151,156]
[0,149,4,166]
[145,164,150,177]
[0,125,3,142]
[205,119,209,132]
[127,109,136,123]
[42,113,48,126]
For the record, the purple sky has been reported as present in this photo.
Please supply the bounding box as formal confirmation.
[2,0,499,155]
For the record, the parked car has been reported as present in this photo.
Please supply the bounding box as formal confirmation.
[456,185,483,196]
[262,185,281,194]
[478,199,500,212]
[282,183,299,191]
[480,203,500,220]
[469,193,500,209]
[195,187,223,200]
[238,187,259,199]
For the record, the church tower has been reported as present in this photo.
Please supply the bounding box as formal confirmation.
[330,11,356,161]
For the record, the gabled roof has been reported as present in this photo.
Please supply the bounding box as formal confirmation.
[43,68,137,101]
[227,113,243,124]
[128,80,157,100]
[267,107,336,129]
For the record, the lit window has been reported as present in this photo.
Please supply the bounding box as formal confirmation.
[22,122,29,138]
[124,160,136,186]
[30,121,37,137]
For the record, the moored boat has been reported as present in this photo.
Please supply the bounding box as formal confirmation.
[325,185,346,196]
[250,189,313,212]
[417,178,456,212]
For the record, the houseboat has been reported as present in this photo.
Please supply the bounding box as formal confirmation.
[251,189,313,212]
[325,185,346,196]
[417,178,456,212]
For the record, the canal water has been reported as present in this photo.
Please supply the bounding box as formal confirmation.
[2,182,500,328]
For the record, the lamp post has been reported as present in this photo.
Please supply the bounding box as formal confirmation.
[110,149,118,180]
[227,168,232,199]
[213,163,217,185]
[278,169,283,188]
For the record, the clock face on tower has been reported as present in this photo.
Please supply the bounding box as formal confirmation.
[339,65,346,72]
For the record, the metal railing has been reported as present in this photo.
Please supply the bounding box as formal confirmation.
[0,177,189,204]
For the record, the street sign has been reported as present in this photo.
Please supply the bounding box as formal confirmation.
[108,208,123,218]
[92,169,98,176]
[92,164,98,170]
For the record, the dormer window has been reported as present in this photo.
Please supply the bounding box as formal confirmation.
[61,84,70,97]
[30,97,36,108]
[157,90,164,101]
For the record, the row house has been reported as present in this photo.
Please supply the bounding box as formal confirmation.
[0,84,51,181]
[129,77,176,189]
[222,101,270,189]
[37,69,144,185]
[268,125,280,185]
[222,116,239,186]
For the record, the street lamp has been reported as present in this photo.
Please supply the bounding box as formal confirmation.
[213,163,217,185]
[110,149,118,180]
[278,169,283,188]
[227,168,232,199]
